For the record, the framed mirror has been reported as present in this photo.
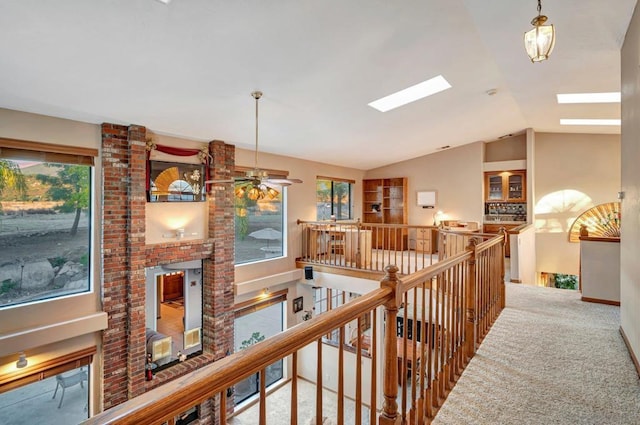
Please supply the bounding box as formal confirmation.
[148,161,205,202]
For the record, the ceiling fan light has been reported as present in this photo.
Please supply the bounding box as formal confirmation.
[524,1,555,63]
[235,185,248,198]
[247,186,260,201]
[266,187,280,200]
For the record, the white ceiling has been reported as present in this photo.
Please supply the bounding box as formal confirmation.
[0,0,636,170]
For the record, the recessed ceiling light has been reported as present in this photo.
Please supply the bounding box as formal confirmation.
[556,92,620,104]
[368,75,452,112]
[155,0,171,4]
[560,119,621,126]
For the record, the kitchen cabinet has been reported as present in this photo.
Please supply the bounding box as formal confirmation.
[484,171,526,202]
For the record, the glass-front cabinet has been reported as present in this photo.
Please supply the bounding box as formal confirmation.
[484,170,526,202]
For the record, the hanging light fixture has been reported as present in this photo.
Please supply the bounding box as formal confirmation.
[524,0,556,63]
[236,91,280,201]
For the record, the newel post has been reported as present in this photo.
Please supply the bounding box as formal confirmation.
[465,238,478,361]
[379,265,402,425]
[500,228,508,309]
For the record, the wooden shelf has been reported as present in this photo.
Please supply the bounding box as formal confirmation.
[363,177,408,249]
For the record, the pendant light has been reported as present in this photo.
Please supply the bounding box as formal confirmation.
[524,0,556,63]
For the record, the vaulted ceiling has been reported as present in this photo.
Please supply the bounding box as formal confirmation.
[0,0,636,169]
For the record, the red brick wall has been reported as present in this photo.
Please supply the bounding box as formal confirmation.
[101,126,235,422]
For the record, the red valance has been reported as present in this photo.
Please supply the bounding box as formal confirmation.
[155,144,202,157]
[145,142,210,193]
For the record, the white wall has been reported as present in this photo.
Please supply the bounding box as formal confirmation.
[534,133,620,276]
[510,225,536,285]
[620,1,640,369]
[580,239,620,303]
[363,142,484,226]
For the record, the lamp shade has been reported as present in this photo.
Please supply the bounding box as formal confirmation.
[524,19,555,62]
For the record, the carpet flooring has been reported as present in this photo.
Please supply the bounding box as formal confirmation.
[433,283,640,425]
[228,283,640,424]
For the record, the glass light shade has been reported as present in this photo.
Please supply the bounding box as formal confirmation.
[235,185,247,198]
[524,22,555,62]
[247,186,261,201]
[265,187,279,200]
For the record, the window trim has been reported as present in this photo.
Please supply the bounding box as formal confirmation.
[0,137,97,165]
[0,140,95,309]
[316,177,354,220]
[0,346,96,394]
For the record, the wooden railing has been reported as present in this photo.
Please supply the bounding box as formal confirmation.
[297,219,440,275]
[83,233,505,425]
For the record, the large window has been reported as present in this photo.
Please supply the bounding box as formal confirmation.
[234,181,284,264]
[0,364,90,423]
[316,177,353,221]
[0,147,92,308]
[234,298,284,404]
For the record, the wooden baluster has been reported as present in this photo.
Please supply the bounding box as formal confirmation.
[410,289,418,423]
[379,265,401,425]
[426,275,434,419]
[370,309,378,425]
[220,390,227,424]
[465,238,478,362]
[291,351,298,425]
[437,272,445,404]
[260,368,266,424]
[500,229,507,310]
[316,338,323,424]
[401,292,408,422]
[338,326,344,425]
[355,317,362,425]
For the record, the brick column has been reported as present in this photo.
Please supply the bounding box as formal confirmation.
[101,123,131,409]
[126,125,148,398]
[204,140,236,421]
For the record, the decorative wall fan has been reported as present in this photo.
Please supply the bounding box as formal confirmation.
[205,91,302,200]
[567,202,621,242]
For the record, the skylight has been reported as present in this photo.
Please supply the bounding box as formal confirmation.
[368,75,452,112]
[556,92,620,104]
[560,119,621,126]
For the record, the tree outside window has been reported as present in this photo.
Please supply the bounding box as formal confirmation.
[316,178,353,221]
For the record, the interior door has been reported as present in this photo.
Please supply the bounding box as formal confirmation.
[163,273,184,301]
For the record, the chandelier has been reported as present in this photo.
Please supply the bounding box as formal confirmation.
[524,0,556,63]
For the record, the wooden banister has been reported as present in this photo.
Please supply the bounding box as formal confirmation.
[82,287,392,425]
[83,231,507,425]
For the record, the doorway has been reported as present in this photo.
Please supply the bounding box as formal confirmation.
[156,271,185,356]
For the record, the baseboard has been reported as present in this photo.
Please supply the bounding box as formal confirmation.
[511,279,522,283]
[620,327,640,378]
[580,296,620,306]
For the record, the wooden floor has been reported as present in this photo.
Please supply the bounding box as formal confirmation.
[157,302,184,354]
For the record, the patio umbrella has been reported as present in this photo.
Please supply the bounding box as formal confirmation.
[248,227,282,247]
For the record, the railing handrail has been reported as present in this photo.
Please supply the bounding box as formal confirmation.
[399,250,473,292]
[85,231,507,425]
[83,286,393,425]
[296,219,438,230]
[475,232,505,252]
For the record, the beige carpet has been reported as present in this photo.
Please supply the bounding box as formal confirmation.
[433,283,640,425]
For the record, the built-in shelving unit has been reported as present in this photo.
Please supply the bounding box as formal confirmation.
[363,177,408,249]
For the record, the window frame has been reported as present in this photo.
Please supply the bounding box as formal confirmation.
[233,167,288,266]
[316,176,354,221]
[0,138,96,309]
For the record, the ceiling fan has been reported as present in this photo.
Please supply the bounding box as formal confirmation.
[205,91,302,200]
